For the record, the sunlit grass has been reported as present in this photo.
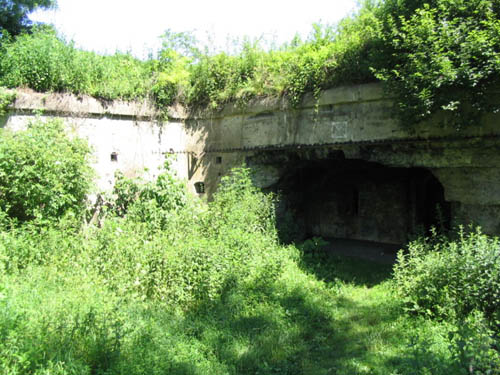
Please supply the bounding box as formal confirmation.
[0,241,473,374]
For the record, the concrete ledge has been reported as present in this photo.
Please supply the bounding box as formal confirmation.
[189,83,386,119]
[9,88,187,120]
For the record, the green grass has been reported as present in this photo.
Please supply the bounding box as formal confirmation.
[191,255,403,375]
[0,241,466,375]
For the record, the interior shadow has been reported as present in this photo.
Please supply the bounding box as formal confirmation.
[272,157,451,249]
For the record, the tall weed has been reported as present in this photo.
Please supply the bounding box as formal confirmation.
[0,27,152,100]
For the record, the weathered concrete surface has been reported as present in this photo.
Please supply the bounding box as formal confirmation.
[187,83,500,243]
[3,84,500,243]
[2,90,189,191]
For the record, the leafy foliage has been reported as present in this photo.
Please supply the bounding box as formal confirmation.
[83,167,280,307]
[2,1,499,125]
[373,0,500,127]
[394,227,500,373]
[107,159,187,230]
[0,86,15,116]
[0,118,93,222]
[394,227,500,323]
[0,157,499,373]
[0,27,153,100]
[185,23,378,109]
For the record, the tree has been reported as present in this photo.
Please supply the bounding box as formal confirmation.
[0,0,57,38]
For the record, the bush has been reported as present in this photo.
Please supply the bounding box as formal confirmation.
[0,26,77,92]
[79,166,282,309]
[105,159,187,230]
[448,310,500,374]
[394,227,500,323]
[394,228,500,374]
[0,86,15,117]
[0,118,93,222]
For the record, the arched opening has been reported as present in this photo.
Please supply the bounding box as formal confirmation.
[273,158,449,245]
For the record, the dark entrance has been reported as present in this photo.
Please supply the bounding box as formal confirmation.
[274,158,449,244]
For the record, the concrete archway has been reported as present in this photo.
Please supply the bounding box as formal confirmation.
[272,158,449,245]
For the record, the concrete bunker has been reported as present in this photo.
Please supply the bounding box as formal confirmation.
[272,157,450,245]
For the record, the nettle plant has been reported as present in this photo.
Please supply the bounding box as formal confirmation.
[106,158,187,230]
[394,227,500,323]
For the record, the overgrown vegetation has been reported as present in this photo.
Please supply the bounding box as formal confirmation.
[373,0,500,127]
[0,118,498,374]
[0,26,153,101]
[0,119,93,223]
[1,0,499,125]
[0,1,499,371]
[394,229,500,373]
[395,228,500,323]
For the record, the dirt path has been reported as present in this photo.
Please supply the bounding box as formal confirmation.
[323,238,402,264]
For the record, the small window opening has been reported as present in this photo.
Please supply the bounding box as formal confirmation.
[194,182,205,194]
[215,156,222,164]
[110,152,118,162]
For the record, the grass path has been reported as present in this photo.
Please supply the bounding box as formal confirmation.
[180,250,449,375]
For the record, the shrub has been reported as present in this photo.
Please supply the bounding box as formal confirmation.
[0,118,93,222]
[448,310,500,374]
[106,158,187,230]
[207,167,277,236]
[394,227,500,323]
[394,228,500,373]
[0,27,81,93]
[0,86,15,117]
[149,34,193,108]
[80,166,282,309]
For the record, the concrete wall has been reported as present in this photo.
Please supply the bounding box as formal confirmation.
[3,84,500,243]
[1,89,189,192]
[186,83,500,242]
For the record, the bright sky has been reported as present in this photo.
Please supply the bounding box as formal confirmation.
[30,0,359,58]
